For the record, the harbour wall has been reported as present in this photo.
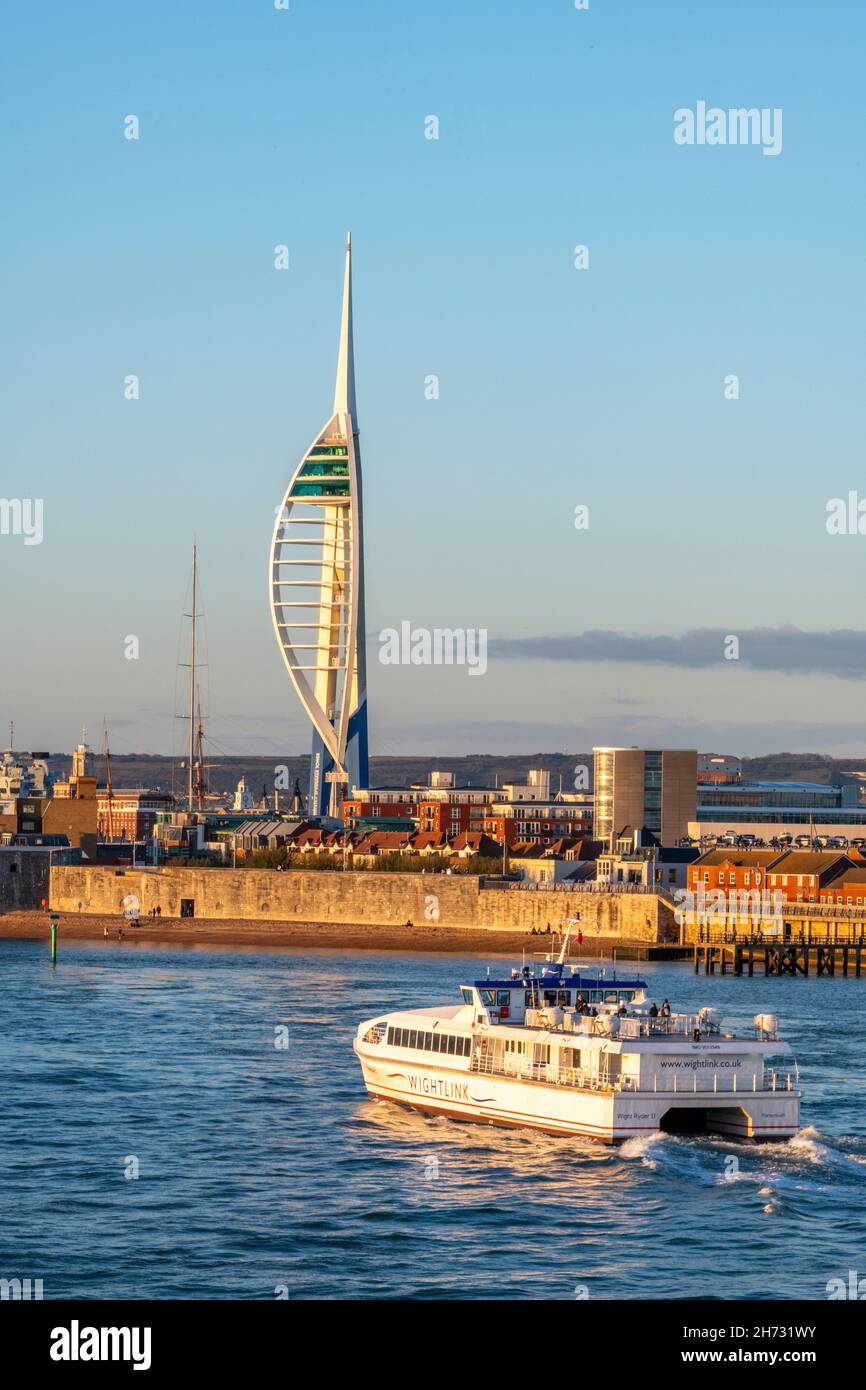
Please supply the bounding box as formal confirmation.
[1,848,82,913]
[47,866,675,942]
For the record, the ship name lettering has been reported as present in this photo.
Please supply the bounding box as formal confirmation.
[406,1073,468,1101]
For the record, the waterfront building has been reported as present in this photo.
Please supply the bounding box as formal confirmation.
[688,847,864,906]
[270,237,368,818]
[820,866,866,907]
[1,741,97,858]
[688,848,782,903]
[698,754,742,784]
[97,788,174,842]
[343,768,592,846]
[593,747,697,848]
[596,827,700,892]
[764,850,855,904]
[693,778,866,837]
[0,747,54,799]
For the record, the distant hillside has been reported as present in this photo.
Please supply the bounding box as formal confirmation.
[36,749,866,798]
[740,754,864,786]
[42,751,592,798]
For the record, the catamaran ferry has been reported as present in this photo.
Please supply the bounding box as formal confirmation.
[353,930,801,1143]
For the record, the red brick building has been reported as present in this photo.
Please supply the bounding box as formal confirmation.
[764,851,852,903]
[689,849,781,901]
[97,789,175,842]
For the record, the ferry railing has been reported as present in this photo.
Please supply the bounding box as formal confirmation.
[597,1013,721,1041]
[647,1069,796,1095]
[470,1050,797,1094]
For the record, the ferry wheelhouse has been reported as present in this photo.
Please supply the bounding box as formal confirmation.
[353,932,800,1143]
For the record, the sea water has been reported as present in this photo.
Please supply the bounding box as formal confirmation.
[1,939,864,1300]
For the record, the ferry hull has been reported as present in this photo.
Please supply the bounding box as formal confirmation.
[355,1044,799,1144]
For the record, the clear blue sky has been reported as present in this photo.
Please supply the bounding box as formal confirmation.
[2,1,865,761]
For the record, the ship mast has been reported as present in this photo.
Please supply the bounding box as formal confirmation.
[188,544,197,813]
[102,720,114,839]
[193,696,210,813]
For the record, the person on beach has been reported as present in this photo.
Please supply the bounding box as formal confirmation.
[103,925,109,938]
[117,926,124,940]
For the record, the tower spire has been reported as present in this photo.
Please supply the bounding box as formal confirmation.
[333,232,357,422]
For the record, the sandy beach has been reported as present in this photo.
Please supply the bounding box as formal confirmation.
[0,910,662,957]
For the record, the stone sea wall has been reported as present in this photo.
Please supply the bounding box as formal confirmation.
[48,865,676,942]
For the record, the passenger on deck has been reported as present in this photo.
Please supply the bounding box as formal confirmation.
[649,1002,659,1018]
[660,999,671,1018]
[617,1003,628,1016]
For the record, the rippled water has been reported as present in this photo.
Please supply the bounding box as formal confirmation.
[1,938,864,1299]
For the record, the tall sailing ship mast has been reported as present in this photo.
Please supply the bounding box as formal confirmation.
[102,721,114,839]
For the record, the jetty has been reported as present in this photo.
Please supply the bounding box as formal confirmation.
[694,924,866,977]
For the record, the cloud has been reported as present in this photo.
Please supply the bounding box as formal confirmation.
[489,626,866,678]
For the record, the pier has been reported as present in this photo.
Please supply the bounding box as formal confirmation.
[694,925,866,977]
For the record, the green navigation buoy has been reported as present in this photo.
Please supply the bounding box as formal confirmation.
[49,912,59,964]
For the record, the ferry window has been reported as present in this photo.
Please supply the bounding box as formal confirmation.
[460,988,473,1004]
[557,991,569,1005]
[387,1027,396,1044]
[543,991,557,1005]
[423,1032,432,1051]
[447,1036,457,1054]
[409,1030,418,1048]
[497,991,510,1006]
[431,1034,440,1052]
[604,991,618,1004]
[480,989,496,1006]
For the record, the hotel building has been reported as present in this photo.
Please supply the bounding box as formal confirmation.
[593,746,697,848]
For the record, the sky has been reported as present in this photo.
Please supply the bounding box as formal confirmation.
[2,1,865,762]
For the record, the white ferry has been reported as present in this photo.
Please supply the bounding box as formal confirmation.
[353,931,801,1143]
